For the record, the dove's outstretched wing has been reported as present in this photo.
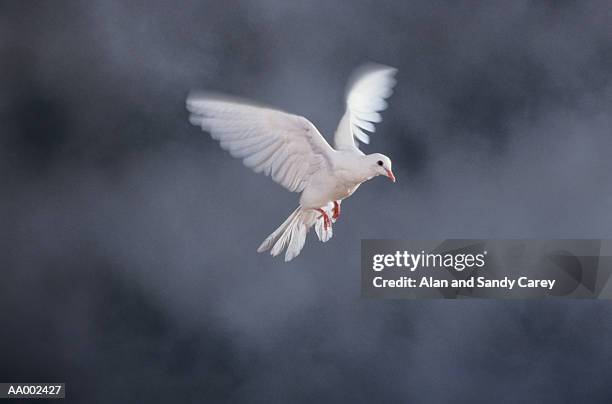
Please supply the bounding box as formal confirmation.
[187,94,335,193]
[333,64,397,151]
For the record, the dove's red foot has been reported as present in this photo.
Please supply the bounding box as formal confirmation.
[316,208,331,231]
[332,201,341,220]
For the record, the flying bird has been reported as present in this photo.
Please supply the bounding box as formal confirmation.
[187,64,397,261]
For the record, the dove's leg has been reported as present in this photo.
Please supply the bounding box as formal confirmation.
[315,208,331,231]
[332,201,341,220]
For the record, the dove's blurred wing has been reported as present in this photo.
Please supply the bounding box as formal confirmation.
[187,94,335,193]
[333,64,397,151]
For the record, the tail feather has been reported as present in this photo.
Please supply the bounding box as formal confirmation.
[270,215,299,258]
[315,217,333,242]
[285,221,307,262]
[257,207,301,253]
[257,205,334,261]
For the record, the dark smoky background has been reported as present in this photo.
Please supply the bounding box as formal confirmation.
[2,0,612,402]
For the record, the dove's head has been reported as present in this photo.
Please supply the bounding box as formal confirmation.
[367,153,395,182]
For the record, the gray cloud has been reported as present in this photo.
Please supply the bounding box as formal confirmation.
[2,0,612,402]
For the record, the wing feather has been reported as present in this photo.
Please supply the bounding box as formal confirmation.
[187,94,334,193]
[333,64,397,151]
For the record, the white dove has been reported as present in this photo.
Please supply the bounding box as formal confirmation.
[187,64,397,261]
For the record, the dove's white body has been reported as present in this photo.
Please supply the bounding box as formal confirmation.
[187,64,397,261]
[299,150,367,208]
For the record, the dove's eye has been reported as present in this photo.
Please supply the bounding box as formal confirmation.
[377,160,383,166]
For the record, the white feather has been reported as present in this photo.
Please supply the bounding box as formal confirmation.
[187,94,335,193]
[334,64,398,150]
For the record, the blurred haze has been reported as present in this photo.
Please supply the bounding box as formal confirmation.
[2,0,612,402]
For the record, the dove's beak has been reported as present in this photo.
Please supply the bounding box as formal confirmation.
[385,169,396,183]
